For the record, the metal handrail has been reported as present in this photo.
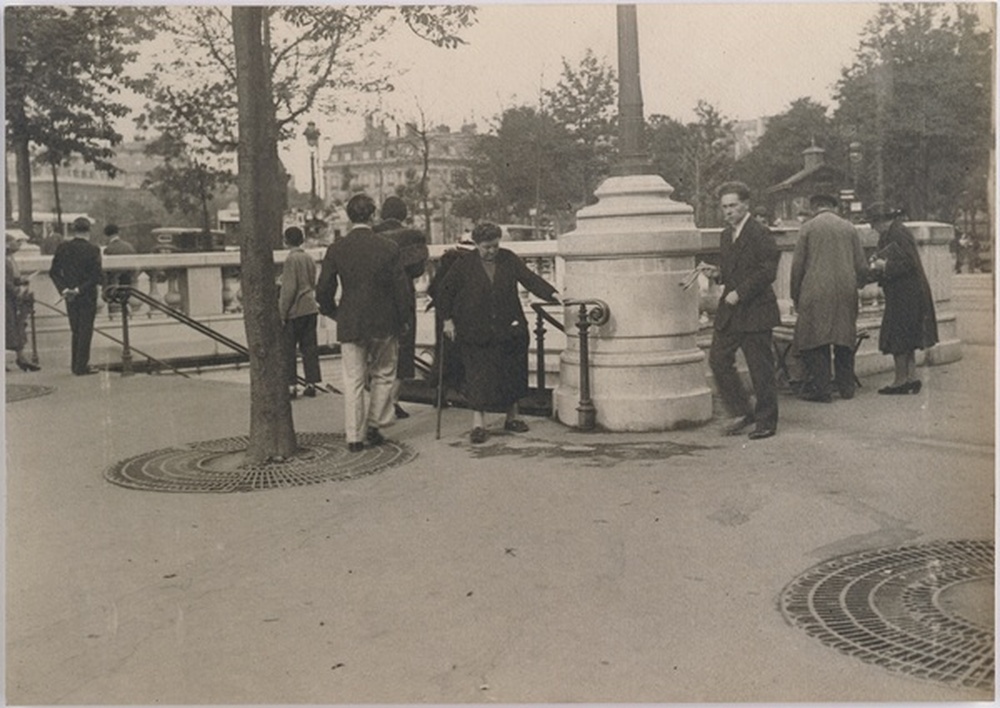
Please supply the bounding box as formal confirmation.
[105,285,339,393]
[33,298,190,378]
[531,298,610,430]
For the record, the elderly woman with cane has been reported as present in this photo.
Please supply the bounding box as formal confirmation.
[865,203,938,394]
[435,222,560,444]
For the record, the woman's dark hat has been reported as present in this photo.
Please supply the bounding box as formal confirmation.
[809,193,839,209]
[864,202,901,223]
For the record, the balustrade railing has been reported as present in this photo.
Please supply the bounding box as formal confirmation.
[16,220,957,384]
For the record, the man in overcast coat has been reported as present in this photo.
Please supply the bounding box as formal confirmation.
[790,193,868,402]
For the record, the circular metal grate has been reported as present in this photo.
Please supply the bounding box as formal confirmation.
[6,383,55,403]
[105,433,416,493]
[780,539,994,691]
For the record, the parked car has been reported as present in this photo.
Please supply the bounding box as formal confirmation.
[148,228,226,254]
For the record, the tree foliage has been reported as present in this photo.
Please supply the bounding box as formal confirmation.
[451,50,617,225]
[451,106,582,224]
[142,132,235,231]
[5,6,153,234]
[136,6,476,153]
[833,3,993,222]
[543,48,617,203]
[647,100,736,227]
[734,98,844,198]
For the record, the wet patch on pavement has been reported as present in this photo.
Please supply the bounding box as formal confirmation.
[781,539,994,692]
[105,432,416,493]
[6,383,56,403]
[451,432,711,467]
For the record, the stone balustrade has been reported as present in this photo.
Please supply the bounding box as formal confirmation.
[17,221,960,378]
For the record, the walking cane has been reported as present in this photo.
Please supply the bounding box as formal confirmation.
[435,332,446,440]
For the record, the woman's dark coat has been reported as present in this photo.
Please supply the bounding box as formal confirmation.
[435,248,557,410]
[874,219,938,355]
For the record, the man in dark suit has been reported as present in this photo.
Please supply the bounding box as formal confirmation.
[50,217,103,375]
[707,181,781,439]
[316,194,412,452]
[374,196,429,419]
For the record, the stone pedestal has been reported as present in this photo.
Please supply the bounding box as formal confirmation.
[555,174,712,430]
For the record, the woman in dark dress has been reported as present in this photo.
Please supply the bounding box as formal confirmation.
[436,222,559,443]
[5,231,39,372]
[866,203,938,394]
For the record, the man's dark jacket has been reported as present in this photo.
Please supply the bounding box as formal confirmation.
[373,218,428,379]
[50,237,102,302]
[315,225,412,343]
[715,217,781,332]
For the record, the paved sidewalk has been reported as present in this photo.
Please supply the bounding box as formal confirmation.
[4,276,994,705]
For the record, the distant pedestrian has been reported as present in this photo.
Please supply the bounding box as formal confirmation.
[373,196,429,420]
[706,181,781,440]
[279,226,321,399]
[752,205,772,229]
[101,223,137,315]
[790,193,868,402]
[435,221,559,444]
[6,230,39,372]
[316,194,412,452]
[865,203,938,394]
[50,217,102,375]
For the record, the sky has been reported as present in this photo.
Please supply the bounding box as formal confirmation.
[282,1,889,188]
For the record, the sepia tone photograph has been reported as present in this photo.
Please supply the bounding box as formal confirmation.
[4,2,995,704]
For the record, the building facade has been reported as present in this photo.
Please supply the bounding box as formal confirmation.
[320,117,478,243]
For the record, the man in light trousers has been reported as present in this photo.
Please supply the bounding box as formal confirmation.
[316,194,412,452]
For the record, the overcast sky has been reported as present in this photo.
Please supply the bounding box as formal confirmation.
[279,2,983,189]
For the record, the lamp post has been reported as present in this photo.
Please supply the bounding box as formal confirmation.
[303,121,321,239]
[849,140,863,221]
[304,121,320,210]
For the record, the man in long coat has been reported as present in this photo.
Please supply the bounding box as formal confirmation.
[790,193,868,401]
[316,194,412,452]
[373,196,428,419]
[707,181,781,440]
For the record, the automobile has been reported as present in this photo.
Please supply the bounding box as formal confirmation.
[148,227,226,253]
[498,224,555,241]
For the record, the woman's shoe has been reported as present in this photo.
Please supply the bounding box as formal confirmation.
[16,359,40,372]
[906,379,922,394]
[878,383,909,395]
[303,385,317,398]
[504,419,530,433]
[470,427,488,444]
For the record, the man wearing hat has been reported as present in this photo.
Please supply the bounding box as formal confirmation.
[374,196,429,419]
[790,193,868,401]
[50,217,102,375]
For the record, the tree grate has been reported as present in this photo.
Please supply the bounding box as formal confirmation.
[104,433,416,493]
[780,540,994,692]
[6,383,56,403]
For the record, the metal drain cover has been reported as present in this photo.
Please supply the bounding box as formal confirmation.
[6,383,55,403]
[781,539,994,691]
[105,433,416,493]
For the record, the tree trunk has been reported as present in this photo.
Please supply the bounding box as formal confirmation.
[14,135,34,238]
[232,6,297,464]
[51,163,63,231]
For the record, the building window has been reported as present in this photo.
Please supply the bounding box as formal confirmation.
[362,150,370,160]
[375,149,383,159]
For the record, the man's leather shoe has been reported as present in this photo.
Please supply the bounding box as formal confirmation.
[800,390,833,403]
[748,428,776,440]
[74,367,99,376]
[347,442,364,453]
[303,385,317,398]
[394,404,410,419]
[365,428,386,446]
[724,415,755,436]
